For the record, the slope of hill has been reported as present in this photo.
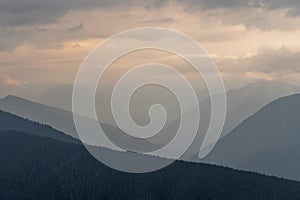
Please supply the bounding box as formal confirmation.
[172,80,300,161]
[1,130,300,200]
[37,84,74,111]
[36,84,204,127]
[0,95,79,138]
[222,80,300,136]
[0,109,78,144]
[0,96,156,150]
[203,94,300,181]
[38,81,300,131]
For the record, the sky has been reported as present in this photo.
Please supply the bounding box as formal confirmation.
[0,0,300,99]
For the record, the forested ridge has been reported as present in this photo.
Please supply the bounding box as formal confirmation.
[0,130,300,200]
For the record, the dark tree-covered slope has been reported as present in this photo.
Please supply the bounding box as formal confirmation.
[1,130,300,200]
[0,110,78,144]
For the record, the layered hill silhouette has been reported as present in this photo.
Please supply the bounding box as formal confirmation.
[2,81,300,180]
[0,96,156,151]
[37,84,185,126]
[221,80,300,136]
[1,130,300,200]
[175,80,300,160]
[2,80,300,161]
[35,80,300,138]
[203,94,300,181]
[0,109,77,144]
[0,95,79,138]
[199,80,300,138]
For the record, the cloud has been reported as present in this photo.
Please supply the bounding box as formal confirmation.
[0,0,300,28]
[0,0,300,92]
[262,0,300,16]
[140,17,175,24]
[218,48,300,81]
[0,0,299,52]
[0,0,115,26]
[0,68,25,87]
[175,0,300,16]
[212,7,300,31]
[208,47,300,87]
[67,23,84,32]
[0,68,25,97]
[0,28,25,51]
[4,76,25,86]
[175,0,249,10]
[175,0,300,30]
[243,71,274,81]
[241,48,300,73]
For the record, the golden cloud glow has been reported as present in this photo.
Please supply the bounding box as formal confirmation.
[1,2,300,90]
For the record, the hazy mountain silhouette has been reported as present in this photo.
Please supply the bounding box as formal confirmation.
[0,95,79,137]
[1,130,300,200]
[202,94,300,181]
[37,83,208,126]
[0,109,77,144]
[3,80,300,162]
[221,80,300,136]
[35,80,300,147]
[169,80,300,161]
[0,96,157,151]
[193,80,300,140]
[37,84,74,111]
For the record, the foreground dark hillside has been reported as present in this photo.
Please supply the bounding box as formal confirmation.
[0,131,300,200]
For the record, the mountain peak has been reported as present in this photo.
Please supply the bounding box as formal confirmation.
[2,95,38,105]
[3,95,22,101]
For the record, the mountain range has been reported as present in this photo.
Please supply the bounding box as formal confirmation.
[171,80,300,160]
[36,80,300,137]
[202,94,300,181]
[221,80,300,136]
[2,80,300,182]
[0,109,77,144]
[0,95,156,151]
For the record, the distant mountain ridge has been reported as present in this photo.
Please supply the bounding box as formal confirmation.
[0,95,80,138]
[0,109,78,144]
[222,80,300,136]
[171,80,300,161]
[0,95,157,151]
[37,84,74,111]
[2,80,300,166]
[33,80,300,143]
[202,94,300,181]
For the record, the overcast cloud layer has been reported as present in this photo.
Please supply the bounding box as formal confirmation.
[0,0,300,97]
